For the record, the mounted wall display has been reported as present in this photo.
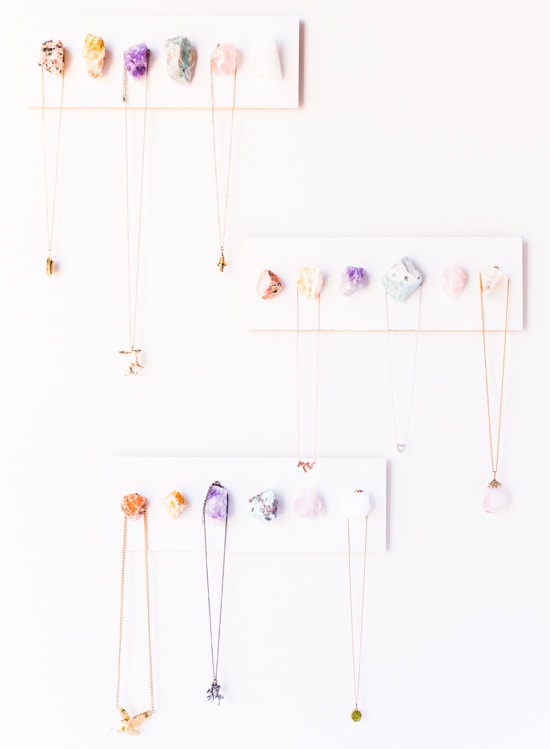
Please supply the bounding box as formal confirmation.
[242,236,524,331]
[23,15,300,109]
[102,456,388,554]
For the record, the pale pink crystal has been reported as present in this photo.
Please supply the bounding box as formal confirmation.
[211,43,237,75]
[441,263,467,298]
[294,489,326,519]
[480,266,507,297]
[343,490,372,519]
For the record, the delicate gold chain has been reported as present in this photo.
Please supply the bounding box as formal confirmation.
[480,274,510,480]
[384,289,422,452]
[347,517,368,712]
[123,56,149,350]
[41,68,64,268]
[210,63,237,271]
[116,510,154,713]
[296,291,321,471]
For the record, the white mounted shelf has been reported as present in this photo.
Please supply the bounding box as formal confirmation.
[242,236,524,332]
[24,15,300,109]
[102,456,387,554]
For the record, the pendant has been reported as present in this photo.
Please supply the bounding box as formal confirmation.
[206,679,224,704]
[45,256,54,276]
[482,478,510,514]
[350,708,362,722]
[396,443,406,453]
[117,707,152,736]
[217,249,227,272]
[118,347,144,375]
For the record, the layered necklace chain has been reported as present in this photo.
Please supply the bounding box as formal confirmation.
[480,271,510,513]
[210,61,237,272]
[116,504,154,735]
[118,55,149,375]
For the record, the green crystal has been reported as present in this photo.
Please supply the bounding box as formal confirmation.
[351,709,362,722]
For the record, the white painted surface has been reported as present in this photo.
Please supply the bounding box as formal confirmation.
[2,1,546,749]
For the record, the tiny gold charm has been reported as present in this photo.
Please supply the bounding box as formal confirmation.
[297,460,315,473]
[118,347,144,375]
[45,256,54,276]
[351,708,362,722]
[217,250,227,272]
[117,706,152,736]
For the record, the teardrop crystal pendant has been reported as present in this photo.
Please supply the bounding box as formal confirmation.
[351,708,362,722]
[482,479,510,514]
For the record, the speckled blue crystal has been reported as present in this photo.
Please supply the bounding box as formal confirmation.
[165,36,197,83]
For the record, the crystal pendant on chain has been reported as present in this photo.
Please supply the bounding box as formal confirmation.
[351,708,362,722]
[482,478,509,514]
[206,679,224,704]
[217,249,227,272]
[45,256,54,276]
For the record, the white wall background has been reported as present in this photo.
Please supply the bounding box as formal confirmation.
[1,1,546,748]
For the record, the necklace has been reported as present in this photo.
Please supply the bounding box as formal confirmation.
[118,44,149,375]
[296,267,323,472]
[116,493,154,735]
[38,40,65,277]
[347,501,369,722]
[384,287,422,453]
[210,43,237,272]
[480,268,511,513]
[203,481,229,704]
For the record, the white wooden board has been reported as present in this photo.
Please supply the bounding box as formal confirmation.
[242,236,524,331]
[102,456,387,554]
[23,16,300,109]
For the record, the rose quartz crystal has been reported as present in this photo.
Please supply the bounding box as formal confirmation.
[294,489,326,519]
[211,43,237,75]
[441,263,467,298]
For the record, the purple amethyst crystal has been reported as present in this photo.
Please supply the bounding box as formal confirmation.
[204,482,228,520]
[341,266,368,296]
[124,42,149,80]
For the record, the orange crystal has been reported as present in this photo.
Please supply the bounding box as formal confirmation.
[121,493,147,519]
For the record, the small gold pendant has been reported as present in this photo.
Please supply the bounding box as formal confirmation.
[117,706,152,736]
[118,347,144,375]
[45,256,54,276]
[217,250,227,272]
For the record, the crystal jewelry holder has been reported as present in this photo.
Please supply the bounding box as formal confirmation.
[242,236,524,332]
[24,16,299,109]
[103,456,387,554]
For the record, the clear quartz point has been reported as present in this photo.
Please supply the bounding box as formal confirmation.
[482,479,510,514]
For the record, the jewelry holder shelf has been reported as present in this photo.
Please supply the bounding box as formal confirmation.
[24,16,300,109]
[103,456,387,554]
[242,236,524,331]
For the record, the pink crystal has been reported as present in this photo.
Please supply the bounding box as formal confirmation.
[211,43,237,75]
[256,269,283,299]
[441,263,467,298]
[294,489,326,519]
[480,266,507,297]
[38,40,64,75]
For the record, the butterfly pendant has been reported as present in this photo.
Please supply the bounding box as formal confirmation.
[117,706,152,736]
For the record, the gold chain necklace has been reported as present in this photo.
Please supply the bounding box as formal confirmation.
[210,53,237,272]
[118,51,149,375]
[116,494,154,735]
[347,510,368,722]
[480,270,510,513]
[39,43,64,277]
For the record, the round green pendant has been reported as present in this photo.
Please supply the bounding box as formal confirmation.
[351,709,362,722]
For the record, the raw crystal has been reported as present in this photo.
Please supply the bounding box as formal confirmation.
[297,266,323,299]
[343,489,372,519]
[256,269,283,299]
[382,257,422,302]
[482,479,509,514]
[480,266,507,297]
[351,709,362,722]
[341,266,368,296]
[163,490,188,519]
[165,36,197,83]
[441,263,467,298]
[83,34,105,79]
[124,42,149,80]
[121,492,147,519]
[38,40,64,75]
[294,489,326,519]
[253,40,282,80]
[204,481,228,520]
[211,42,237,75]
[249,488,278,521]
